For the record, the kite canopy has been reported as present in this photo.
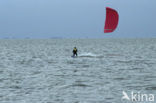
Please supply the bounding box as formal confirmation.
[104,7,119,33]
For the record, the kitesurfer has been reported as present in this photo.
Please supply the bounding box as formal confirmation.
[73,47,78,57]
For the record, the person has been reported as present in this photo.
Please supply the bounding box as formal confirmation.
[73,47,78,57]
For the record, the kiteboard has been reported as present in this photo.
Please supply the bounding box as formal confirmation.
[71,55,78,58]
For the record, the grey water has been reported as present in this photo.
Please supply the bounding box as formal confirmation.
[0,38,156,103]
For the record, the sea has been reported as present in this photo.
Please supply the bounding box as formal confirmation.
[0,38,156,103]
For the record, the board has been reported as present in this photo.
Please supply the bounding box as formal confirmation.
[71,55,77,58]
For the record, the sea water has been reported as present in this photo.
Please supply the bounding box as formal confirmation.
[0,38,156,103]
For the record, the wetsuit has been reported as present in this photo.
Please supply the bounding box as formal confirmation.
[73,48,78,56]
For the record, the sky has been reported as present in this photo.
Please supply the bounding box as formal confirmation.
[0,0,156,38]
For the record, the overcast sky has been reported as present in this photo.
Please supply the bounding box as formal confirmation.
[0,0,156,38]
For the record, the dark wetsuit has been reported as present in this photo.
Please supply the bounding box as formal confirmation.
[73,48,78,56]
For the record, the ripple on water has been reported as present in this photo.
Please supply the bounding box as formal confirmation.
[130,67,144,70]
[116,60,133,64]
[0,79,3,82]
[9,85,22,89]
[113,77,126,81]
[72,83,91,87]
[81,64,90,68]
[64,81,92,89]
[145,86,156,90]
[67,61,74,64]
[126,85,145,90]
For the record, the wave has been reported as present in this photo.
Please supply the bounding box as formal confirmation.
[78,52,103,58]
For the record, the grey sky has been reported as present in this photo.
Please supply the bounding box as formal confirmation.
[0,0,156,38]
